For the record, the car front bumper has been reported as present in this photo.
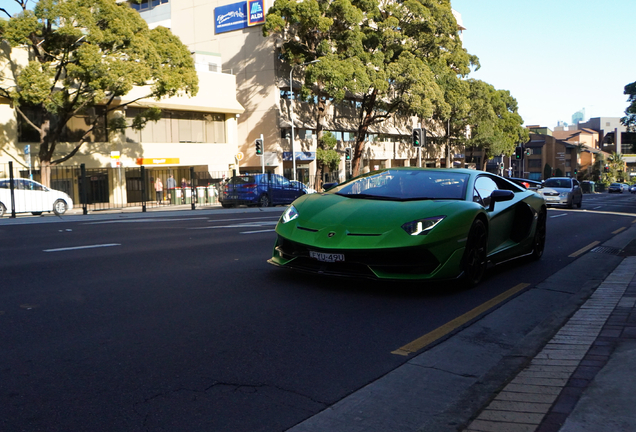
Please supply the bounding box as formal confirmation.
[268,235,466,281]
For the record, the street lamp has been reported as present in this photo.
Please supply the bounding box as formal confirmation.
[289,59,319,181]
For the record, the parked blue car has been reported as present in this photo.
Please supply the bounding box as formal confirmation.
[220,173,305,208]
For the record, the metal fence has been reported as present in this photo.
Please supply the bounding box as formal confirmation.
[0,162,230,215]
[0,161,346,217]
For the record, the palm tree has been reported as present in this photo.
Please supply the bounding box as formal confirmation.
[608,152,626,181]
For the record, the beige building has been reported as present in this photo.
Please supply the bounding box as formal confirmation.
[134,0,463,185]
[1,38,244,206]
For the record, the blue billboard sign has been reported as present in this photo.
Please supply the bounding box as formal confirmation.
[215,2,248,34]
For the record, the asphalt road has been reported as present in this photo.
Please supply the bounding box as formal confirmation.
[1,192,636,432]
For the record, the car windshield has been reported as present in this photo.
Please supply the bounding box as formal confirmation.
[610,183,620,187]
[330,169,469,201]
[544,179,572,188]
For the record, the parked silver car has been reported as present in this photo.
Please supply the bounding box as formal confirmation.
[539,177,582,208]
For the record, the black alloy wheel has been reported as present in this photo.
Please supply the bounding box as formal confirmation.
[258,194,271,207]
[461,219,488,287]
[531,210,547,260]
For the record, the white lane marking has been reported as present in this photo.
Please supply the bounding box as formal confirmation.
[188,221,278,230]
[240,229,276,234]
[209,216,281,223]
[550,213,567,218]
[85,218,209,225]
[44,243,121,252]
[593,206,602,209]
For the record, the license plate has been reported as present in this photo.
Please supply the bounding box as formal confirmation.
[309,251,345,262]
[545,196,558,201]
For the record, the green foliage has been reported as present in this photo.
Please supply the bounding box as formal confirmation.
[1,0,198,175]
[316,131,340,171]
[621,81,636,131]
[264,0,472,175]
[465,79,528,165]
[543,163,552,180]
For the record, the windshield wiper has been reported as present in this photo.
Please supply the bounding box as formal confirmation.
[336,193,443,201]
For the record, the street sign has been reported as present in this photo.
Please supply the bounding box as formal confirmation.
[236,152,244,161]
[24,145,30,155]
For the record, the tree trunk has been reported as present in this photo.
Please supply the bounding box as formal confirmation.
[314,96,327,191]
[351,90,377,177]
[38,117,53,188]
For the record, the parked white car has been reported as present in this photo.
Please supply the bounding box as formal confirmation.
[0,178,74,217]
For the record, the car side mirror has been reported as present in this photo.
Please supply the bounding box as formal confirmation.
[489,190,514,211]
[323,182,338,191]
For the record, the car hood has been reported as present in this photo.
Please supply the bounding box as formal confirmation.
[540,187,570,194]
[278,192,478,249]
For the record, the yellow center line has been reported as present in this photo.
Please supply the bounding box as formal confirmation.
[612,227,627,235]
[568,241,600,258]
[391,283,531,356]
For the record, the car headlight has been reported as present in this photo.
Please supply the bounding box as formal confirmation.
[281,205,299,224]
[401,216,445,236]
[559,192,569,197]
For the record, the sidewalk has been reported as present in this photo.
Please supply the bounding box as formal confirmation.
[463,254,636,432]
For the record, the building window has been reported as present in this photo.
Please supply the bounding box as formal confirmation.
[531,147,542,155]
[18,106,106,143]
[130,0,168,10]
[528,159,542,169]
[125,109,225,144]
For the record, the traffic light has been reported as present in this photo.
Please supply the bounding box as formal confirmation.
[525,148,532,156]
[345,147,352,160]
[515,147,522,159]
[604,165,609,173]
[412,128,423,147]
[255,139,263,155]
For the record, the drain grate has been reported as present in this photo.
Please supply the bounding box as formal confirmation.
[591,246,621,255]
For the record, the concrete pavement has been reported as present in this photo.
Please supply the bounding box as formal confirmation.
[462,255,636,432]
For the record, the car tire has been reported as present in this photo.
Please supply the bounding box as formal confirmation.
[31,212,43,216]
[460,219,488,288]
[531,210,546,260]
[0,203,5,217]
[576,198,582,209]
[567,198,574,209]
[221,203,235,208]
[258,194,271,208]
[53,199,67,216]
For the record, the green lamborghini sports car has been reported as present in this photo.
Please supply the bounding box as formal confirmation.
[268,168,546,286]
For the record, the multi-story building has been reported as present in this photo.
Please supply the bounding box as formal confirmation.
[134,0,465,186]
[1,27,244,207]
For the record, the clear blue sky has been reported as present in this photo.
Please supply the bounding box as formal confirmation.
[452,0,635,129]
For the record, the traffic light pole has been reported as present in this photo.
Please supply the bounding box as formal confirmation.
[260,133,265,174]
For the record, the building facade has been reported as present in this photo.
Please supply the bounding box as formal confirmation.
[134,0,464,186]
[0,40,245,206]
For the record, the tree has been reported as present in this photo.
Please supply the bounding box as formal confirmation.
[621,81,636,132]
[608,151,626,182]
[465,80,528,170]
[0,0,198,186]
[430,68,472,168]
[265,0,473,177]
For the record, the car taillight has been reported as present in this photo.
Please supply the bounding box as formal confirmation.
[244,183,257,189]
